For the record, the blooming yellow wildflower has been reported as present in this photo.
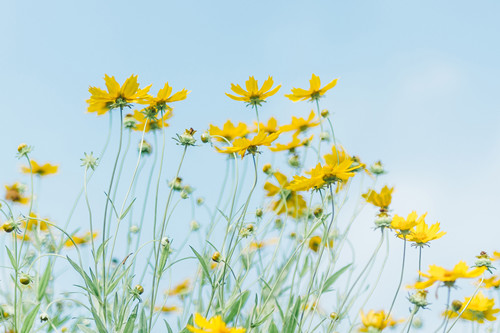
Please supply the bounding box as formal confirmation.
[21,161,58,176]
[479,276,500,289]
[167,279,190,297]
[359,310,390,332]
[22,213,49,231]
[270,134,313,152]
[155,305,180,313]
[132,109,172,132]
[391,212,426,236]
[445,291,500,323]
[87,74,151,115]
[285,74,338,102]
[403,220,446,246]
[280,111,319,134]
[492,251,500,261]
[144,82,189,110]
[362,186,394,211]
[413,261,486,289]
[253,117,279,134]
[64,231,98,247]
[186,313,245,333]
[4,182,29,205]
[209,121,249,142]
[308,236,333,252]
[225,76,281,106]
[217,131,280,158]
[264,171,307,217]
[249,238,278,252]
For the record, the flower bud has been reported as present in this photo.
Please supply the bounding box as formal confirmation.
[201,132,210,143]
[161,237,170,248]
[288,154,301,168]
[329,312,338,320]
[180,190,189,199]
[169,177,183,191]
[2,220,17,233]
[134,284,144,295]
[320,109,330,118]
[408,290,429,308]
[374,216,392,229]
[129,225,139,234]
[139,140,152,155]
[262,163,273,175]
[313,207,323,218]
[19,274,31,285]
[177,128,197,146]
[190,220,200,231]
[369,161,385,176]
[212,251,221,263]
[319,131,330,142]
[255,208,263,218]
[274,218,283,229]
[451,300,463,312]
[40,313,49,322]
[196,197,205,205]
[123,114,136,129]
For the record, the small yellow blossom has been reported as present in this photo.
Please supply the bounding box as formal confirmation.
[285,74,338,102]
[359,310,390,332]
[264,171,307,217]
[492,251,500,261]
[479,276,500,289]
[167,279,190,297]
[65,231,98,247]
[226,76,281,106]
[87,74,151,115]
[253,117,279,134]
[21,161,58,176]
[144,82,189,110]
[391,212,426,235]
[5,182,29,205]
[280,111,320,134]
[249,238,278,252]
[22,213,49,231]
[270,134,313,152]
[209,121,249,142]
[403,220,446,246]
[413,261,487,289]
[132,109,172,132]
[362,186,394,212]
[187,313,245,333]
[445,291,500,323]
[308,236,333,252]
[155,305,181,313]
[217,131,280,158]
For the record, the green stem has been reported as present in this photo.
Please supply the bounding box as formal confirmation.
[387,235,407,318]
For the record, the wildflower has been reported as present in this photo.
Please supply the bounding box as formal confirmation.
[313,207,323,218]
[134,284,144,295]
[133,109,172,132]
[253,117,279,134]
[404,220,446,247]
[408,290,429,308]
[209,121,249,143]
[22,213,49,231]
[445,291,500,323]
[156,305,180,313]
[19,274,32,285]
[87,74,151,115]
[130,225,139,233]
[264,171,307,218]
[285,74,338,102]
[39,313,49,322]
[81,152,99,170]
[270,134,313,152]
[2,219,19,233]
[280,111,320,134]
[309,236,322,252]
[324,145,367,174]
[492,251,500,261]
[64,231,97,247]
[362,186,394,216]
[248,238,278,252]
[16,143,33,158]
[212,251,221,263]
[139,139,153,155]
[358,310,390,332]
[190,220,200,231]
[167,279,190,297]
[225,76,281,107]
[217,131,280,159]
[196,197,205,205]
[144,82,189,111]
[391,212,426,236]
[175,128,197,146]
[475,251,494,272]
[262,163,273,175]
[21,160,58,176]
[369,161,385,175]
[200,132,210,143]
[169,177,183,191]
[479,276,500,289]
[413,261,487,289]
[255,208,263,218]
[319,131,330,141]
[5,182,29,204]
[187,313,245,333]
[123,113,137,129]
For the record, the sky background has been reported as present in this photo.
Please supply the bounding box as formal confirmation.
[2,0,500,331]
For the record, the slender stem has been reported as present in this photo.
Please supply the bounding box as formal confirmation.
[254,104,261,132]
[387,235,407,318]
[418,247,422,281]
[441,287,452,333]
[84,167,97,274]
[445,276,484,333]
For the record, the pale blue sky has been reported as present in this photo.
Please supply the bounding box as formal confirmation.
[2,0,500,329]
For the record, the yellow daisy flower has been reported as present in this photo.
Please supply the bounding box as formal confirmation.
[167,279,190,297]
[280,110,319,134]
[362,186,394,211]
[144,82,189,110]
[4,182,29,205]
[479,276,500,289]
[253,117,279,134]
[359,310,390,332]
[308,236,333,252]
[285,74,338,102]
[155,305,181,313]
[249,238,278,252]
[225,76,281,107]
[64,231,98,247]
[209,120,249,143]
[264,171,307,217]
[132,109,172,132]
[391,212,426,236]
[21,160,58,176]
[445,291,500,323]
[413,261,486,289]
[217,131,280,158]
[403,220,446,246]
[87,74,151,115]
[22,213,50,231]
[270,134,313,152]
[186,313,245,333]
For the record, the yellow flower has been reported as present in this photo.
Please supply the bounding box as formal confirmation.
[209,121,249,142]
[492,251,500,261]
[253,117,279,134]
[285,74,338,102]
[362,186,394,211]
[391,212,425,235]
[308,236,333,252]
[4,182,29,205]
[270,134,313,152]
[445,291,500,323]
[225,76,281,106]
[264,171,307,217]
[186,313,245,333]
[287,158,361,192]
[144,82,189,110]
[403,220,446,246]
[21,161,58,176]
[249,238,278,252]
[132,109,172,132]
[217,131,280,158]
[479,276,500,289]
[167,279,190,297]
[155,305,181,313]
[280,110,319,134]
[65,231,98,247]
[87,74,151,115]
[413,261,487,289]
[359,310,390,332]
[22,213,49,231]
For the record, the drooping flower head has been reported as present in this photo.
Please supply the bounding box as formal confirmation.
[21,160,58,176]
[226,76,281,107]
[186,313,245,333]
[217,131,280,159]
[285,74,338,102]
[209,120,249,143]
[280,110,320,134]
[264,171,307,218]
[87,74,151,115]
[5,182,29,205]
[413,261,487,289]
[444,291,500,323]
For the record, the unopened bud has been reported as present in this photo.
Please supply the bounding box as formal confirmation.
[201,132,210,143]
[255,208,263,218]
[320,109,330,118]
[451,300,463,312]
[212,251,221,263]
[134,284,144,295]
